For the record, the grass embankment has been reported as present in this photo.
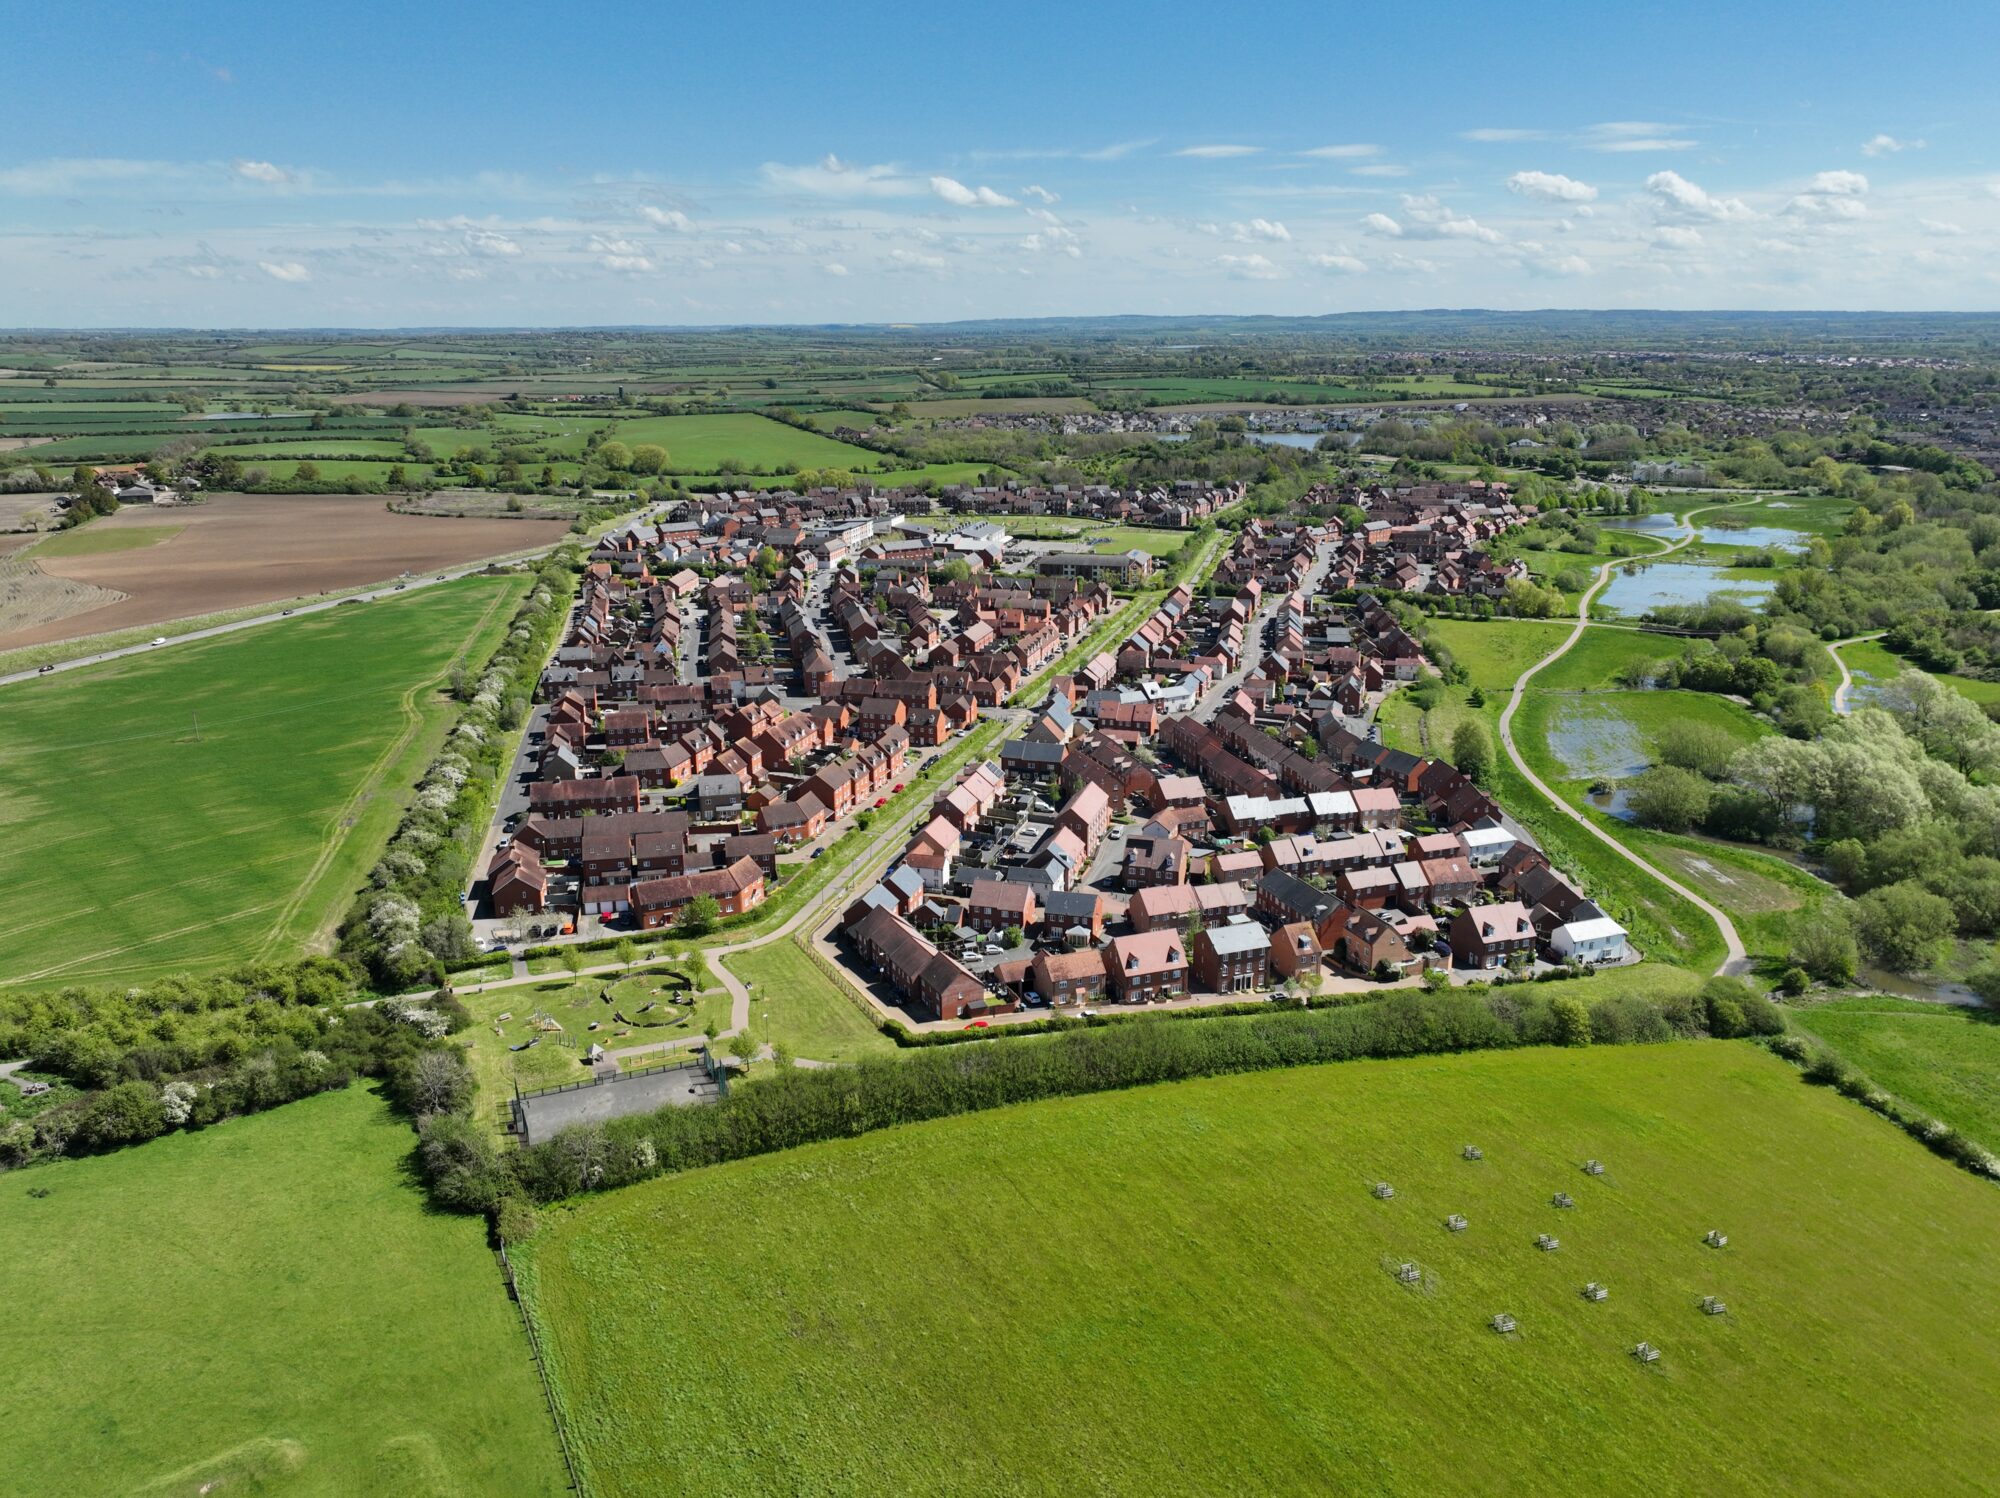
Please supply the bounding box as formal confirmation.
[723,937,894,1063]
[518,1041,2000,1496]
[1790,995,2000,1154]
[0,576,526,985]
[0,1086,566,1497]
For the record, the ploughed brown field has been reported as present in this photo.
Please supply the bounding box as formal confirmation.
[0,493,567,649]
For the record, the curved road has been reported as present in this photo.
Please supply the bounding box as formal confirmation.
[1497,499,1754,977]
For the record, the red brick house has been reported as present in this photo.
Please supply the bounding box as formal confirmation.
[1103,929,1189,1003]
[1450,901,1535,969]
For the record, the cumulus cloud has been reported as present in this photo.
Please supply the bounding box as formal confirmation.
[1787,170,1869,219]
[931,175,1015,207]
[1361,212,1404,237]
[231,159,295,185]
[1307,252,1367,274]
[1398,194,1503,243]
[1861,134,1924,157]
[1517,245,1591,276]
[1217,252,1282,279]
[1507,170,1597,203]
[761,154,916,197]
[599,254,654,272]
[639,205,691,230]
[1299,143,1380,159]
[1237,218,1290,242]
[587,235,643,256]
[1652,224,1704,249]
[1020,184,1059,203]
[1176,144,1261,158]
[822,261,849,275]
[887,247,947,271]
[258,260,310,282]
[1645,170,1751,220]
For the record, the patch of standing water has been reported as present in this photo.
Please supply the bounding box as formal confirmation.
[1600,514,1691,538]
[1598,563,1775,615]
[1698,522,1808,549]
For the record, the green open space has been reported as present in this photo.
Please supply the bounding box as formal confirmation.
[30,522,186,557]
[0,577,525,986]
[1789,994,2000,1153]
[517,1041,2000,1496]
[610,412,884,473]
[1840,638,2000,707]
[0,1085,566,1497]
[724,937,894,1063]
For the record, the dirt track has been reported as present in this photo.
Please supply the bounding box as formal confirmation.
[0,493,568,649]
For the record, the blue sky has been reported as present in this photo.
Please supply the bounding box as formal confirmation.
[4,0,1998,326]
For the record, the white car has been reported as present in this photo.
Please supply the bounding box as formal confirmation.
[150,637,167,647]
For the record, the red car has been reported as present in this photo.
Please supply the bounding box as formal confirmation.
[874,796,887,808]
[964,1020,989,1030]
[893,783,904,792]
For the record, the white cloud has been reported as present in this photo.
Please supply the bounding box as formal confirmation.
[231,159,295,185]
[1507,170,1597,203]
[1920,218,1966,236]
[1217,252,1283,279]
[1645,170,1751,220]
[1307,252,1367,274]
[1399,194,1503,243]
[600,254,654,272]
[1861,134,1924,157]
[887,247,947,271]
[823,261,849,276]
[1786,170,1869,220]
[1176,144,1261,159]
[1461,127,1548,143]
[1238,218,1291,242]
[1020,184,1058,203]
[639,205,691,230]
[760,155,917,198]
[587,235,643,256]
[1582,121,1696,152]
[183,263,225,279]
[257,260,310,283]
[0,157,184,194]
[1299,143,1380,159]
[465,229,521,257]
[1361,212,1404,237]
[931,175,1016,207]
[1352,164,1409,178]
[1519,246,1591,277]
[1652,225,1704,249]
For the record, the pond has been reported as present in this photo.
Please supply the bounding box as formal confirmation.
[1599,514,1690,538]
[1597,562,1775,615]
[1698,522,1808,549]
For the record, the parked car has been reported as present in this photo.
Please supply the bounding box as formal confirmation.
[810,847,826,860]
[150,637,167,646]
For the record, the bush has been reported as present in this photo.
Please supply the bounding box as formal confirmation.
[1777,966,1811,997]
[1852,881,1956,972]
[1551,994,1593,1046]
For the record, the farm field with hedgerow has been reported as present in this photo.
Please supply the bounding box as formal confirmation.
[0,1085,567,1497]
[0,576,525,986]
[515,1042,2000,1498]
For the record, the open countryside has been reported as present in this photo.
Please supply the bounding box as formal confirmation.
[7,5,2000,1494]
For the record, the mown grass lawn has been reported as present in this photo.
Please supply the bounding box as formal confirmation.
[0,1086,566,1497]
[1789,994,2000,1152]
[518,1041,2000,1497]
[0,577,524,986]
[1841,637,2000,707]
[724,935,894,1064]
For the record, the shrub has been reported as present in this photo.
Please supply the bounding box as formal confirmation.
[1777,966,1811,997]
[1551,994,1593,1046]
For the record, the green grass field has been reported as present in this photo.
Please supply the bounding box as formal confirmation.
[0,577,524,985]
[30,522,186,557]
[1840,638,2000,707]
[723,937,895,1064]
[1531,625,1690,691]
[1789,995,2000,1152]
[517,1041,2000,1496]
[610,412,883,473]
[0,1085,566,1497]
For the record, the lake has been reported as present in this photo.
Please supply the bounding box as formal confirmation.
[1598,562,1775,615]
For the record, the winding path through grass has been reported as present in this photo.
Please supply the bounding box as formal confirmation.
[1498,498,1754,976]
